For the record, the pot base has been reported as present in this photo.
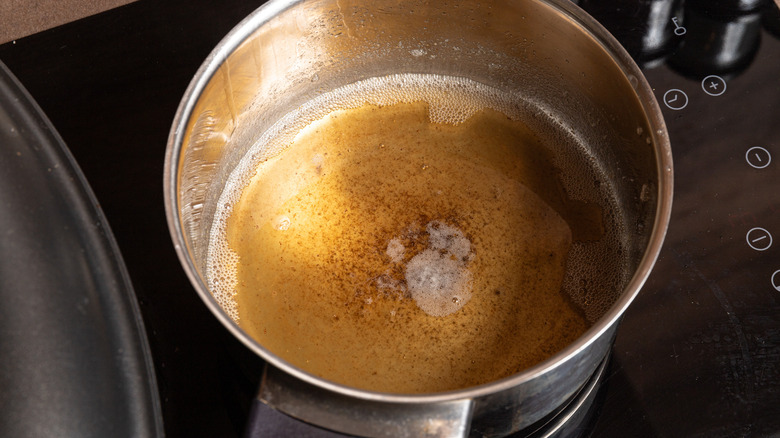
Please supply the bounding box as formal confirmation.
[519,355,608,438]
[245,356,609,438]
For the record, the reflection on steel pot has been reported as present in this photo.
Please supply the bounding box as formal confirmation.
[164,0,673,436]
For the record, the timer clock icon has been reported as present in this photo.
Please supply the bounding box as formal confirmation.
[663,89,688,110]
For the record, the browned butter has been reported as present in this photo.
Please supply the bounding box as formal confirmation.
[222,100,595,393]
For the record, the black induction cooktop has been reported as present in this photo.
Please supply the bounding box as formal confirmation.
[0,0,778,437]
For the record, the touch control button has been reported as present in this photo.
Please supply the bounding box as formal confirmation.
[663,89,688,110]
[773,270,780,292]
[746,227,772,251]
[702,75,726,96]
[746,146,771,169]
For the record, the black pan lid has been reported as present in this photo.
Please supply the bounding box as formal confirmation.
[0,60,163,437]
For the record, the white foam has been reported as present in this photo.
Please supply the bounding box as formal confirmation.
[406,249,472,317]
[392,221,475,317]
[386,238,405,263]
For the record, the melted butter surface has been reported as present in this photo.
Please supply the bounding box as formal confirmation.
[227,102,590,393]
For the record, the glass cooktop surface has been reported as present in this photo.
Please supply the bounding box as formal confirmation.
[0,0,778,437]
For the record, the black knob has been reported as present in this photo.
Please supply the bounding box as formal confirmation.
[580,0,684,66]
[763,2,780,39]
[687,0,770,13]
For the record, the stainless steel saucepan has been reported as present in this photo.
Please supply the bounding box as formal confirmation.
[164,0,673,436]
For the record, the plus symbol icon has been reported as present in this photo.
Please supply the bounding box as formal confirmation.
[701,75,726,96]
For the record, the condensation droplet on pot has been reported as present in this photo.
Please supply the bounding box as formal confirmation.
[636,126,643,135]
[410,49,426,57]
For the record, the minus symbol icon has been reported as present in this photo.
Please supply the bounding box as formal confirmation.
[752,235,767,243]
